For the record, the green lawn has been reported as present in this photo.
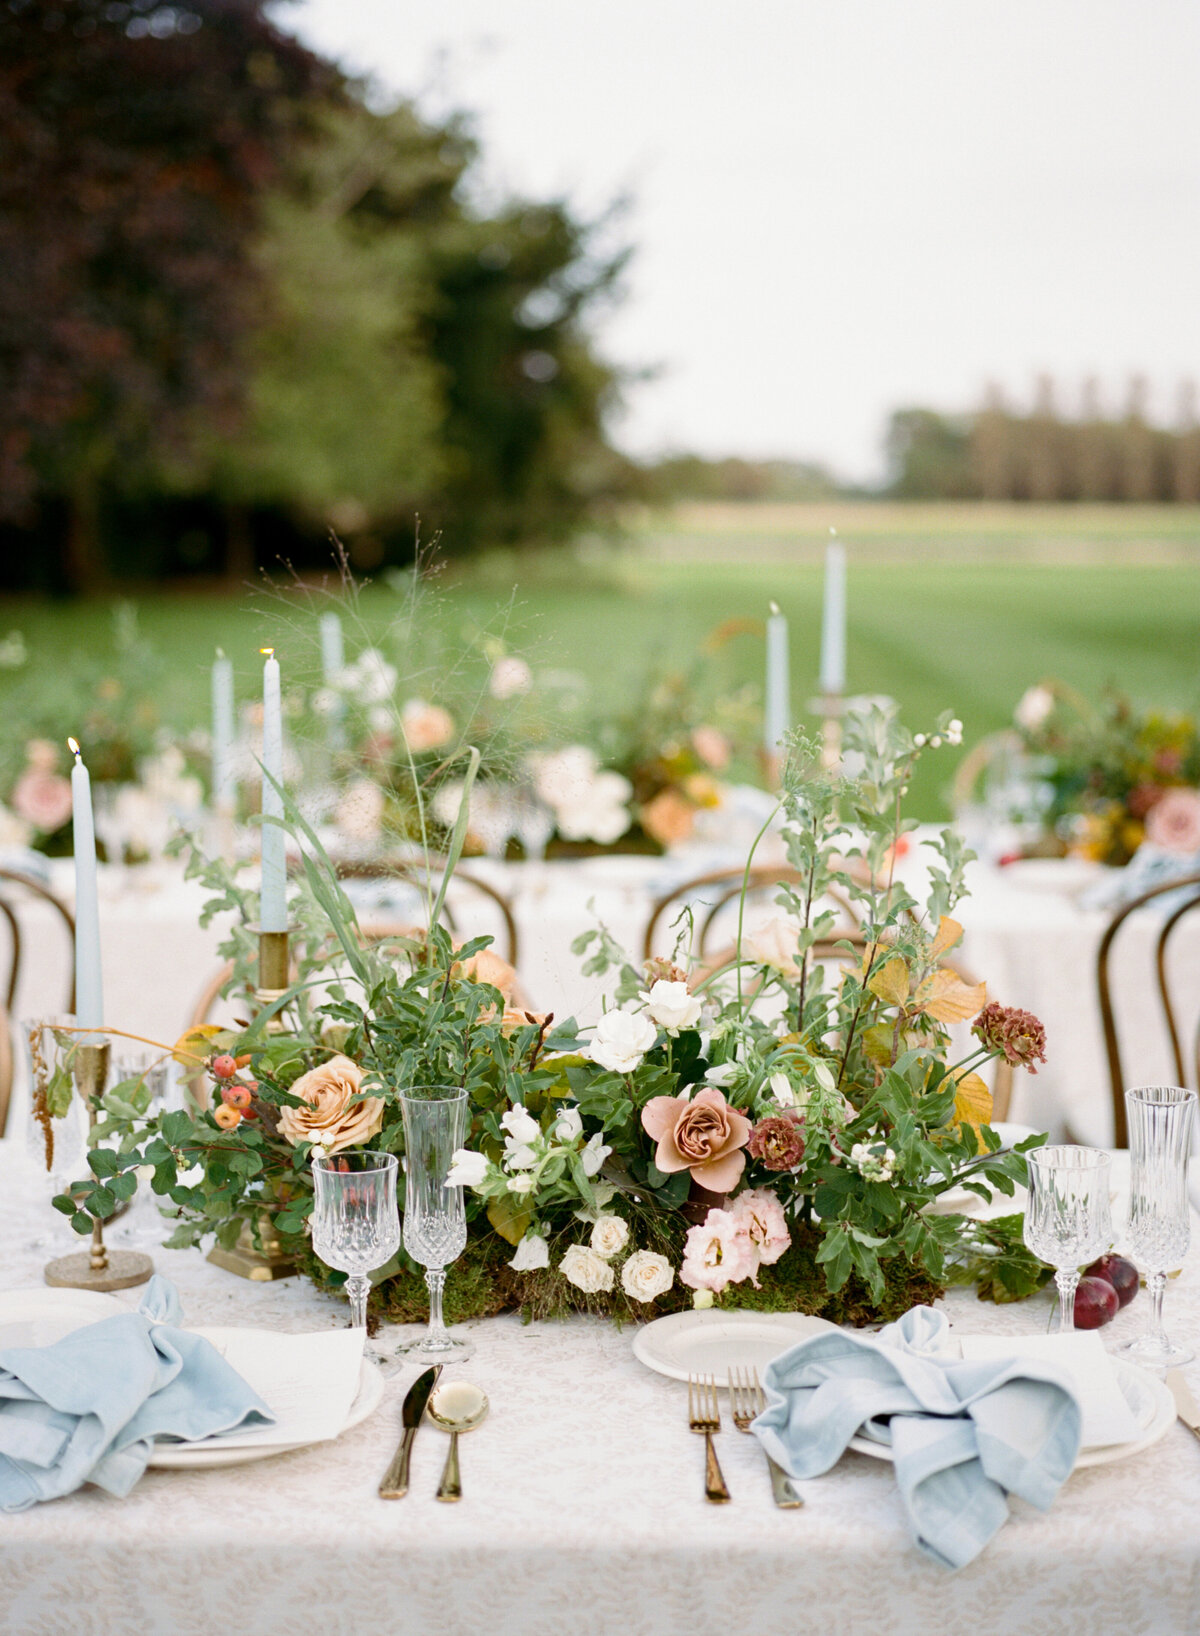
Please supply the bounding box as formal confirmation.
[3,502,1198,818]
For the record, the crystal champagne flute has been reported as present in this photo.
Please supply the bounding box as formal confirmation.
[311,1151,401,1374]
[1117,1084,1197,1369]
[399,1086,472,1365]
[1024,1145,1113,1331]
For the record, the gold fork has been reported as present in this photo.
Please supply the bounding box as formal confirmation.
[687,1373,731,1503]
[729,1366,803,1509]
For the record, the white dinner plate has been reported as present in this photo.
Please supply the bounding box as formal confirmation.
[632,1308,837,1386]
[0,1287,384,1470]
[846,1358,1175,1472]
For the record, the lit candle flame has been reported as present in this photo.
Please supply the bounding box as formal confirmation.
[260,647,274,658]
[67,737,81,759]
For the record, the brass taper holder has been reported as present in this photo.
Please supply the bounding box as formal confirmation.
[44,1039,155,1292]
[810,693,845,771]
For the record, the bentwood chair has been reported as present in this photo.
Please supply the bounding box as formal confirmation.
[1097,872,1200,1148]
[0,871,76,1137]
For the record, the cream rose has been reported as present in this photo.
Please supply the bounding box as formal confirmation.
[589,1214,629,1260]
[620,1249,674,1303]
[278,1055,384,1154]
[559,1244,615,1294]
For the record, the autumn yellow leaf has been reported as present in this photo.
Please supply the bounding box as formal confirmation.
[867,955,911,1008]
[951,1068,994,1148]
[171,1024,224,1066]
[930,916,964,961]
[917,970,987,1024]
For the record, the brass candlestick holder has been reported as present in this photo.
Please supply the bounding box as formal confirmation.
[44,1040,155,1293]
[207,927,297,1281]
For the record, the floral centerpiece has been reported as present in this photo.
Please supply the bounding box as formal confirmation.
[1014,682,1200,867]
[54,707,1050,1326]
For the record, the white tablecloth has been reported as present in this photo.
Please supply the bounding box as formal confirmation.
[2,1147,1200,1636]
[5,846,1199,1152]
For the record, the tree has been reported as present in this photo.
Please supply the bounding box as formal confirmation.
[884,408,978,500]
[0,0,336,587]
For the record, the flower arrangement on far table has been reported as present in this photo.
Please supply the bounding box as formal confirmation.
[1015,682,1200,867]
[54,707,1051,1327]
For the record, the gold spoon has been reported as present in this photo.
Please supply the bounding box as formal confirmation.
[427,1380,489,1503]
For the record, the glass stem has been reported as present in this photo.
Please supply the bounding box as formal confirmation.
[346,1273,370,1331]
[1055,1267,1080,1333]
[426,1268,448,1339]
[1148,1270,1168,1343]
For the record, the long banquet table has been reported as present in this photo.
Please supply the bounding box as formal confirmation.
[3,1147,1200,1636]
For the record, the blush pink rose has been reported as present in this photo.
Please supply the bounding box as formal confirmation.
[641,1086,752,1193]
[1145,787,1200,855]
[12,768,73,833]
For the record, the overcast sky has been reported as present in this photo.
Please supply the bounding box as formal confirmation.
[289,0,1200,482]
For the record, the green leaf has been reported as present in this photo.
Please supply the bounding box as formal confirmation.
[486,1191,533,1247]
[45,1067,74,1120]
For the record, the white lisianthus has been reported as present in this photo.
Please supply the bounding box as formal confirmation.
[507,1174,536,1195]
[704,1062,738,1088]
[641,979,702,1035]
[509,1231,550,1272]
[554,1107,583,1143]
[621,1250,674,1303]
[588,1009,659,1074]
[503,1142,538,1171]
[589,1214,629,1260]
[559,1244,615,1294]
[580,1132,612,1177]
[768,1071,796,1107]
[445,1149,489,1188]
[501,1105,541,1145]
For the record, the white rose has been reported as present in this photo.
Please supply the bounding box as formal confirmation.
[501,1105,540,1145]
[642,979,702,1035]
[559,1244,615,1294]
[768,1071,796,1107]
[445,1148,489,1188]
[507,1174,535,1195]
[588,1009,659,1074]
[745,914,805,976]
[509,1231,550,1272]
[555,1107,583,1143]
[581,1132,611,1176]
[589,1214,629,1260]
[621,1249,674,1303]
[490,656,533,700]
[1014,685,1055,732]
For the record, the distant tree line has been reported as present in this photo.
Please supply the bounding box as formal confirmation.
[640,455,840,504]
[887,377,1200,502]
[0,0,634,593]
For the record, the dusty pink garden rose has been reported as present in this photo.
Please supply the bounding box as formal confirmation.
[12,766,73,833]
[729,1188,790,1268]
[1145,786,1200,855]
[679,1206,756,1293]
[277,1054,384,1154]
[641,1086,752,1193]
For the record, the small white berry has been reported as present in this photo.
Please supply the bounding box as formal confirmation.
[930,734,943,749]
[913,733,926,748]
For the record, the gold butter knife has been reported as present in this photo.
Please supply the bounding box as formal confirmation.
[379,1365,442,1499]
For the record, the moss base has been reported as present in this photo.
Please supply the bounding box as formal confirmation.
[298,1221,943,1329]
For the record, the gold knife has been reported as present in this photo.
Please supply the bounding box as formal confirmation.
[1165,1370,1200,1447]
[379,1365,442,1498]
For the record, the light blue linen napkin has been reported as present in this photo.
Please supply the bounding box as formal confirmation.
[752,1306,1082,1570]
[0,1277,274,1510]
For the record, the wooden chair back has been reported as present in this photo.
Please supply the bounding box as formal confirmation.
[0,869,76,1015]
[0,1002,12,1138]
[1097,872,1200,1147]
[642,865,861,966]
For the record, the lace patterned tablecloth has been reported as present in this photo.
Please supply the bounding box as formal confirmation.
[3,1149,1200,1636]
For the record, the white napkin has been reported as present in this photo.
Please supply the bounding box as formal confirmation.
[958,1332,1142,1448]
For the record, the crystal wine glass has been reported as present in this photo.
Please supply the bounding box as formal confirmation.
[398,1086,472,1365]
[106,1048,172,1250]
[1117,1084,1197,1369]
[1024,1145,1113,1332]
[311,1151,402,1374]
[19,1015,90,1250]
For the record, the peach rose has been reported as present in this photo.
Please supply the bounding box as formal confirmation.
[456,947,517,1003]
[640,786,695,848]
[12,768,73,833]
[641,1086,752,1193]
[277,1054,385,1154]
[401,699,455,753]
